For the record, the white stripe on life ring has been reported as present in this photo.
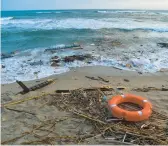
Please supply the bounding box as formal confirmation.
[121,94,126,98]
[110,104,116,108]
[138,111,143,116]
[143,100,148,102]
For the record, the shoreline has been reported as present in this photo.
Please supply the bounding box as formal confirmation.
[2,66,168,102]
[2,65,168,85]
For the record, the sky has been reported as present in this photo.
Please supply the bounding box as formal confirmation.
[2,0,168,10]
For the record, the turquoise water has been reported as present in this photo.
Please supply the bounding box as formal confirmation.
[2,10,168,53]
[1,10,168,84]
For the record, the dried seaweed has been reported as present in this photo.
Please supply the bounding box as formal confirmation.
[41,88,168,145]
[2,88,168,145]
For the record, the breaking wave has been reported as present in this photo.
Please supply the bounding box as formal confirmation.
[2,18,168,32]
[1,17,14,21]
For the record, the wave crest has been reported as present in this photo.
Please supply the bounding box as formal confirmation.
[2,18,168,32]
[1,17,13,21]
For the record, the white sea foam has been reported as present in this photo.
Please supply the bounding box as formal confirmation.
[1,17,13,21]
[97,10,168,15]
[3,44,168,84]
[36,12,52,14]
[1,18,168,32]
[1,47,69,84]
[97,10,147,14]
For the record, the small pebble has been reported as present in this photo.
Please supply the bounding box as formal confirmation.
[124,79,130,82]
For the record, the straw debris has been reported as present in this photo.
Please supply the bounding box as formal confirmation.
[2,87,168,145]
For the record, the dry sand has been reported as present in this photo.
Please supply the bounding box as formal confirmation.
[1,66,168,144]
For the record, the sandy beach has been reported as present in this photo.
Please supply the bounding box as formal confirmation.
[1,3,168,145]
[1,66,168,144]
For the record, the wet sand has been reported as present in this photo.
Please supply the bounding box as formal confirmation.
[1,66,168,144]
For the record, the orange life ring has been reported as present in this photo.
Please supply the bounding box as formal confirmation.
[108,94,152,122]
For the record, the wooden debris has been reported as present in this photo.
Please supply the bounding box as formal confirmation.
[17,79,55,94]
[122,133,127,142]
[55,87,114,94]
[85,76,109,83]
[85,76,99,81]
[63,54,93,62]
[16,80,30,93]
[124,79,130,82]
[2,87,168,145]
[133,87,168,92]
[71,110,106,125]
[98,139,133,145]
[98,76,109,83]
[5,107,36,116]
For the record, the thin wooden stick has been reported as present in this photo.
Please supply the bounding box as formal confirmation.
[98,139,133,145]
[71,110,106,125]
[122,132,127,142]
[5,107,36,115]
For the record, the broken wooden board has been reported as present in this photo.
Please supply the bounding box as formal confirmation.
[55,87,115,94]
[17,79,55,94]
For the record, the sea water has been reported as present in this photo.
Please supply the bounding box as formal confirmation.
[1,10,168,83]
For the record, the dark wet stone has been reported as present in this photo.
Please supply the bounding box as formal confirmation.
[124,79,130,82]
[63,56,76,62]
[63,54,93,62]
[87,61,92,64]
[2,65,5,68]
[51,62,60,67]
[34,71,40,74]
[30,60,43,66]
[157,43,168,48]
[138,71,143,74]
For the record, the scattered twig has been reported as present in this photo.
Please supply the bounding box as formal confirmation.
[85,76,99,81]
[71,110,106,125]
[122,132,127,142]
[98,139,133,145]
[98,76,109,83]
[5,107,36,116]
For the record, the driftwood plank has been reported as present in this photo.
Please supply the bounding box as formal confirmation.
[17,79,55,94]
